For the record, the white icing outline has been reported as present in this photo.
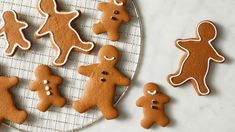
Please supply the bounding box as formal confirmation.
[35,0,95,66]
[0,10,31,56]
[114,0,124,6]
[169,20,225,95]
[104,56,116,61]
[147,90,157,95]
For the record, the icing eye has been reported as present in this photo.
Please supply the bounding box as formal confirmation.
[114,0,124,6]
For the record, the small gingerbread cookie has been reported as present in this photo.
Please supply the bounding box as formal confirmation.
[35,0,95,66]
[136,83,170,129]
[72,45,131,120]
[167,20,225,96]
[0,10,31,56]
[30,64,66,112]
[0,76,28,125]
[93,0,131,41]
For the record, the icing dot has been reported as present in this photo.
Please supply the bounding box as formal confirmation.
[113,10,119,15]
[111,16,117,21]
[46,91,51,96]
[43,80,48,84]
[45,85,50,91]
[100,77,106,82]
[101,71,108,75]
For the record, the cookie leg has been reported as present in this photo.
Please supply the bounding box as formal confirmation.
[168,71,189,86]
[140,118,154,129]
[5,42,15,55]
[18,38,30,49]
[98,101,118,120]
[192,77,210,95]
[37,100,51,112]
[72,98,94,113]
[92,22,106,34]
[156,115,169,127]
[73,40,94,54]
[52,97,66,108]
[53,46,70,66]
[5,108,27,124]
[107,30,120,41]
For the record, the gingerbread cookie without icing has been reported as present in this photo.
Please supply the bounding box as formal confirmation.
[167,20,225,96]
[136,83,170,129]
[30,65,66,112]
[0,10,31,56]
[93,0,131,41]
[35,0,95,66]
[0,76,28,125]
[72,45,131,120]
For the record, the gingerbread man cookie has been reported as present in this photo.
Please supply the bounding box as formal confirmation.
[0,10,31,56]
[72,45,131,120]
[136,83,170,129]
[30,65,66,112]
[35,0,95,66]
[0,76,28,125]
[167,20,225,96]
[93,0,131,41]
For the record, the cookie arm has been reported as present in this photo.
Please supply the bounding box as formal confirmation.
[136,96,146,107]
[52,76,63,85]
[35,22,50,37]
[209,48,225,62]
[176,39,193,51]
[160,94,170,104]
[122,11,131,23]
[0,76,19,89]
[114,71,131,86]
[97,3,108,11]
[29,81,38,91]
[0,26,5,35]
[78,64,96,77]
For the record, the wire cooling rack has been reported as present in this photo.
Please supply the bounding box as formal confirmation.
[0,0,142,131]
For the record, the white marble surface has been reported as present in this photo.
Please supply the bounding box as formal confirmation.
[2,0,235,131]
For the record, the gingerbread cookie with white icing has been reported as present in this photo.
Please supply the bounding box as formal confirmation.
[35,0,95,66]
[136,83,170,129]
[167,20,225,96]
[30,65,66,112]
[93,0,131,41]
[72,45,131,120]
[0,10,31,56]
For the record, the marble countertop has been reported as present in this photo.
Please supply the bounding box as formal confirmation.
[3,0,235,131]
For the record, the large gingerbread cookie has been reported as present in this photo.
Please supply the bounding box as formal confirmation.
[30,65,66,112]
[0,76,28,125]
[0,10,31,56]
[35,0,95,66]
[167,20,225,96]
[93,0,131,41]
[136,83,170,129]
[72,45,131,120]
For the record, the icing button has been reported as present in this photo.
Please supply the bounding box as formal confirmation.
[43,80,48,84]
[151,105,158,110]
[101,71,108,75]
[111,16,117,21]
[113,10,119,15]
[152,100,158,104]
[100,77,106,82]
[45,85,50,91]
[46,91,51,96]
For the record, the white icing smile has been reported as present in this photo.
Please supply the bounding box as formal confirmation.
[114,0,124,6]
[147,90,157,95]
[104,56,116,61]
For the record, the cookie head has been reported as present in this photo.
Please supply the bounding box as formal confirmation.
[2,10,15,21]
[35,64,51,78]
[144,83,160,96]
[39,0,56,14]
[98,45,120,66]
[198,21,217,41]
[112,0,127,6]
